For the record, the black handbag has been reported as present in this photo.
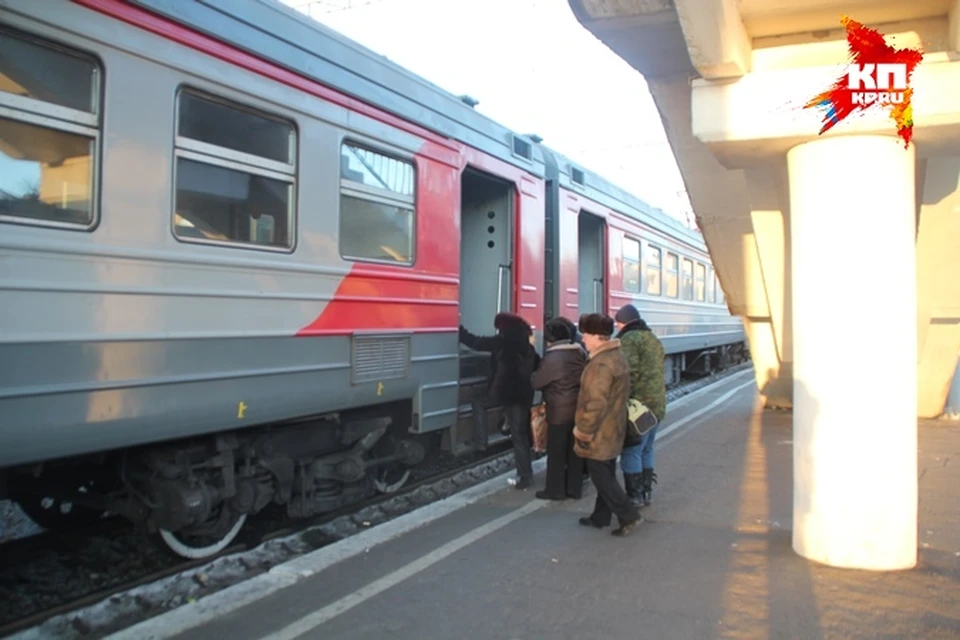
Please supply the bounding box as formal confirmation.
[623,398,658,448]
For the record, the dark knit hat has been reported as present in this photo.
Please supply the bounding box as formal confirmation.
[544,318,572,343]
[614,304,641,324]
[493,311,533,339]
[558,316,578,338]
[494,312,532,335]
[578,313,614,337]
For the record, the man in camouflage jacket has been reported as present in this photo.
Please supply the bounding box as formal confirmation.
[615,304,666,507]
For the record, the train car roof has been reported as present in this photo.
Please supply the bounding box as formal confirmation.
[539,144,707,252]
[126,0,704,251]
[126,0,546,176]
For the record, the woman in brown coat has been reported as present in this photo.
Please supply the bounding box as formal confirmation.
[573,313,642,537]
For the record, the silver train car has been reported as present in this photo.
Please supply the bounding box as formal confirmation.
[0,0,745,558]
[540,147,746,382]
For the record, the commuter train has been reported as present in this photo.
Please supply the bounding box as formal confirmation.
[0,0,746,558]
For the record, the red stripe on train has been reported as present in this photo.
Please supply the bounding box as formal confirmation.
[298,145,462,335]
[71,0,542,335]
[71,0,460,166]
[295,268,459,336]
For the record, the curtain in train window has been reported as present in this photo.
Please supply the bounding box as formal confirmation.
[681,258,694,300]
[665,252,679,298]
[695,262,706,301]
[646,245,662,295]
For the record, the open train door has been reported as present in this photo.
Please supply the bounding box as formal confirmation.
[453,167,516,452]
[577,210,607,316]
[556,194,608,321]
[577,209,607,315]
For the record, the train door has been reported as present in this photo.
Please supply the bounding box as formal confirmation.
[578,210,607,315]
[455,168,515,449]
[556,204,580,320]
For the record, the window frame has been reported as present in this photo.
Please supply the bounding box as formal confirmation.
[0,27,103,232]
[621,235,641,294]
[171,86,298,253]
[694,261,706,302]
[706,267,715,304]
[338,139,418,267]
[681,257,694,300]
[665,251,679,298]
[645,243,662,296]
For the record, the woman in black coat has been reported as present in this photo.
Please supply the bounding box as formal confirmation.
[459,312,540,489]
[531,317,587,499]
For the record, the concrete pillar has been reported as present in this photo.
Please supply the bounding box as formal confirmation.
[788,135,917,570]
[946,354,960,417]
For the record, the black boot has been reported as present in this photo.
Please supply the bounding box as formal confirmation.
[640,468,657,507]
[623,473,643,507]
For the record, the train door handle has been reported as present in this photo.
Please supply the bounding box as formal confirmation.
[497,264,511,314]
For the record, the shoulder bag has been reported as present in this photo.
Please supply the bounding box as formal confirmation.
[623,398,658,448]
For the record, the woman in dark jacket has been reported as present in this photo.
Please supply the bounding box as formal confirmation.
[531,317,587,500]
[556,316,587,354]
[459,312,540,489]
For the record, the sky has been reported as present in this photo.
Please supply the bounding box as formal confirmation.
[279,0,694,226]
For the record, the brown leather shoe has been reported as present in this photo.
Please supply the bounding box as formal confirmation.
[611,515,643,537]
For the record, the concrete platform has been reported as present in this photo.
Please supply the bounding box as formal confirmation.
[113,372,960,639]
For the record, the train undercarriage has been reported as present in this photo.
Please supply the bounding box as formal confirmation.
[5,404,427,559]
[665,343,749,385]
[3,343,748,560]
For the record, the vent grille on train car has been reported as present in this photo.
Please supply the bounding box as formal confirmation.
[352,335,410,384]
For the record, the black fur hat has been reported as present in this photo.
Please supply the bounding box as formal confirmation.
[544,317,572,343]
[494,312,532,336]
[578,313,614,337]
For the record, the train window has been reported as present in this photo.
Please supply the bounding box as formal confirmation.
[695,262,706,301]
[646,245,662,296]
[681,258,693,300]
[172,89,296,250]
[339,142,415,265]
[706,267,715,303]
[178,92,294,164]
[0,30,98,112]
[665,252,679,298]
[622,236,641,293]
[0,28,101,229]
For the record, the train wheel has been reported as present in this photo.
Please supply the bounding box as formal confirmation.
[11,472,108,532]
[15,495,104,531]
[370,433,421,494]
[373,465,411,494]
[158,507,247,560]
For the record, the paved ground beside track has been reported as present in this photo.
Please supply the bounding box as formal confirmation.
[108,372,960,640]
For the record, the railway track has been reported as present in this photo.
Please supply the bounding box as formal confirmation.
[0,362,752,640]
[0,440,519,639]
